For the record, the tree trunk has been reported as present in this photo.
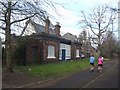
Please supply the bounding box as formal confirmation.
[5,1,13,72]
[98,34,101,55]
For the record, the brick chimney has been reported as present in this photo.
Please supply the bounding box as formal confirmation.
[55,22,61,37]
[45,16,50,34]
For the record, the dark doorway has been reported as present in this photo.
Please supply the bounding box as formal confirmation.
[62,49,66,61]
[31,47,38,64]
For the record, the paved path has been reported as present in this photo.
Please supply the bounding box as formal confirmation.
[41,59,118,88]
[82,60,118,88]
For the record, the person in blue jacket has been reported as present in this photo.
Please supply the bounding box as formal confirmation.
[89,54,95,72]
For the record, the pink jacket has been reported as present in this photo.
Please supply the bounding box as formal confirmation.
[98,57,103,64]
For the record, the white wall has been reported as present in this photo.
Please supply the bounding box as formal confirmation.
[0,37,2,90]
[0,37,1,64]
[59,43,71,60]
[23,23,36,36]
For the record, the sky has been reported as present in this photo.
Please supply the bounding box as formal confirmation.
[47,0,119,37]
[0,0,119,41]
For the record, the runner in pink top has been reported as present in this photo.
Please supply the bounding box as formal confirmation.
[98,56,103,72]
[98,57,103,64]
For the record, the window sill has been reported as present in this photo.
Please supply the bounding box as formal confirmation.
[47,57,56,59]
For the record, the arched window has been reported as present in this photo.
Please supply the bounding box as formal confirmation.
[47,45,55,58]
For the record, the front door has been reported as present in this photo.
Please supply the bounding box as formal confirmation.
[62,49,66,61]
[31,47,38,64]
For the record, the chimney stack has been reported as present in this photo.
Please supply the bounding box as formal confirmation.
[55,22,61,37]
[45,16,50,34]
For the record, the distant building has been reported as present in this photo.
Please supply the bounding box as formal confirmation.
[62,33,78,42]
[79,30,96,57]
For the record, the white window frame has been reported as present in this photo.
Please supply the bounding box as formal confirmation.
[76,49,80,57]
[47,45,56,58]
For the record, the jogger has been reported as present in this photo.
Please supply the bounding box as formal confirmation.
[89,54,95,72]
[98,56,103,72]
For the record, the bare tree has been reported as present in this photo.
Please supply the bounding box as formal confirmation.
[80,5,117,53]
[101,31,118,58]
[79,30,92,57]
[109,4,120,59]
[79,30,87,43]
[0,0,60,72]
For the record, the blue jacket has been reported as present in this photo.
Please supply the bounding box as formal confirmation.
[90,56,95,63]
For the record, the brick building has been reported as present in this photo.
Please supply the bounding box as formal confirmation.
[12,17,82,65]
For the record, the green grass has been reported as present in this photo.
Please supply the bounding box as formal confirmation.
[15,58,98,80]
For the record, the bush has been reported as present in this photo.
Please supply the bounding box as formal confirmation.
[13,38,27,66]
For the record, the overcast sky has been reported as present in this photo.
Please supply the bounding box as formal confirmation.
[0,0,119,41]
[48,0,119,37]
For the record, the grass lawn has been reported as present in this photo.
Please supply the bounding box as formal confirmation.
[15,58,98,80]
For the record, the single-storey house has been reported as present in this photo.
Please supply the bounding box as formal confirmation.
[12,17,82,65]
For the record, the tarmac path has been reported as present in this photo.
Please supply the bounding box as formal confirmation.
[43,59,118,88]
[82,60,118,88]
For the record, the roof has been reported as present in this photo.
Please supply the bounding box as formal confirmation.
[62,32,78,42]
[30,20,45,33]
[31,33,81,45]
[29,20,56,35]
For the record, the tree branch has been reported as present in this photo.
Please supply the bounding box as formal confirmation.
[11,1,18,7]
[10,13,37,25]
[20,19,30,36]
[81,11,99,37]
[0,19,5,22]
[0,26,5,30]
[101,13,116,33]
[0,31,5,35]
[89,24,99,37]
[0,1,7,8]
[91,38,98,44]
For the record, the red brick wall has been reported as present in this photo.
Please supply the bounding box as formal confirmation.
[75,45,81,60]
[26,38,81,65]
[26,41,43,65]
[71,43,81,60]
